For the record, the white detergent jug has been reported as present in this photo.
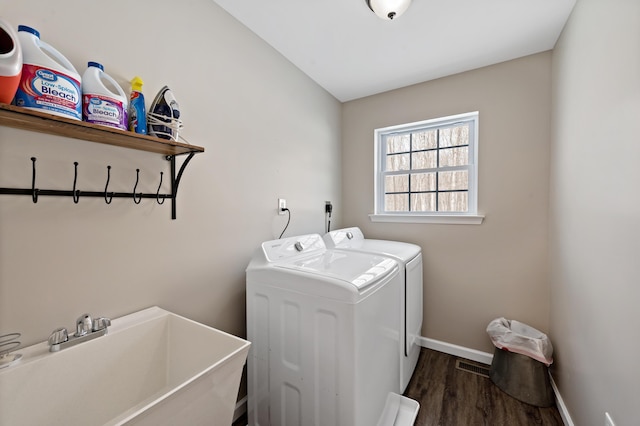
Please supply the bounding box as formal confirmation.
[13,25,81,120]
[82,62,127,130]
[0,18,22,104]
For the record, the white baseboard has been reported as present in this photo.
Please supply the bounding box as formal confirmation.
[417,336,574,426]
[417,336,493,365]
[549,375,574,426]
[233,396,247,424]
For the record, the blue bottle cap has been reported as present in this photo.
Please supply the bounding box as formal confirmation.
[87,61,104,71]
[18,25,40,38]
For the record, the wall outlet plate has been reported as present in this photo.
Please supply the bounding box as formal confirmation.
[278,198,286,215]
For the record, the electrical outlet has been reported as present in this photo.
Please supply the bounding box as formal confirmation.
[605,412,615,426]
[278,198,287,215]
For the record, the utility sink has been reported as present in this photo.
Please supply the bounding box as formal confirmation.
[0,306,250,425]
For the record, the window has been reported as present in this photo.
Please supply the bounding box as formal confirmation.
[372,112,483,224]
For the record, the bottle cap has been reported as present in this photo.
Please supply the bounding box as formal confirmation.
[130,76,144,91]
[87,61,104,71]
[18,25,39,38]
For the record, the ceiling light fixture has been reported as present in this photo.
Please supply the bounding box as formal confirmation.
[366,0,412,20]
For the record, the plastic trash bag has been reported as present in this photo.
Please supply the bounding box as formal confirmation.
[486,317,553,366]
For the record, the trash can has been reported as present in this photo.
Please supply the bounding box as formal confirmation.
[486,318,555,407]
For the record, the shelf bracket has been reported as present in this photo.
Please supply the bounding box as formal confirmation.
[168,152,196,220]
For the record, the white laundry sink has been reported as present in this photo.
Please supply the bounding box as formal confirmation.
[0,306,250,426]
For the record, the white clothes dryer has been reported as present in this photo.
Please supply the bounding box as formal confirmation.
[246,234,418,426]
[324,227,423,392]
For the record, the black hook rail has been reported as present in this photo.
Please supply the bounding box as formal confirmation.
[0,153,195,219]
[1,187,172,200]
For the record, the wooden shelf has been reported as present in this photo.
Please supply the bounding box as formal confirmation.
[0,103,204,156]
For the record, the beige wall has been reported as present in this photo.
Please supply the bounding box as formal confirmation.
[8,1,637,423]
[550,0,640,424]
[0,0,342,347]
[342,52,552,353]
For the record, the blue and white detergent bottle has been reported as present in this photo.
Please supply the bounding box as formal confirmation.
[128,76,146,134]
[13,25,82,120]
[82,62,127,130]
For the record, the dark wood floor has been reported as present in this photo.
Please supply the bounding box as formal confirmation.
[234,348,564,425]
[404,348,564,426]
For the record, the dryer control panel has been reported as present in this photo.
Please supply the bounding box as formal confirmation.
[261,234,326,262]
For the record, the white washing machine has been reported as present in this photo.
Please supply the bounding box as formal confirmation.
[324,227,423,392]
[246,234,418,426]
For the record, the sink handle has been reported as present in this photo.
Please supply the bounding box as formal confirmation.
[75,314,93,337]
[48,327,69,346]
[92,317,111,332]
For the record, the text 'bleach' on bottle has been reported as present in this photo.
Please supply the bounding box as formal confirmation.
[82,62,128,130]
[13,25,82,120]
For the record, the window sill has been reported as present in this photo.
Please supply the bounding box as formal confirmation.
[369,213,485,225]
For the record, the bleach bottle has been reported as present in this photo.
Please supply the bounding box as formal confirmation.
[13,25,82,120]
[82,62,127,130]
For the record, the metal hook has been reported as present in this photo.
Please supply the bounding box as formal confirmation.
[133,168,142,204]
[104,166,113,204]
[72,162,80,204]
[156,172,165,205]
[31,157,38,203]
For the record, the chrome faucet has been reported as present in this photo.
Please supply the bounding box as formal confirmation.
[75,313,93,337]
[48,313,111,352]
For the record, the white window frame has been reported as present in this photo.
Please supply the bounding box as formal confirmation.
[370,111,484,224]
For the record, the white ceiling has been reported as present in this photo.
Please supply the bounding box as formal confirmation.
[212,0,576,102]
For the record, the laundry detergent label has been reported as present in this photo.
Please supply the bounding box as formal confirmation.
[13,64,82,120]
[82,94,127,130]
